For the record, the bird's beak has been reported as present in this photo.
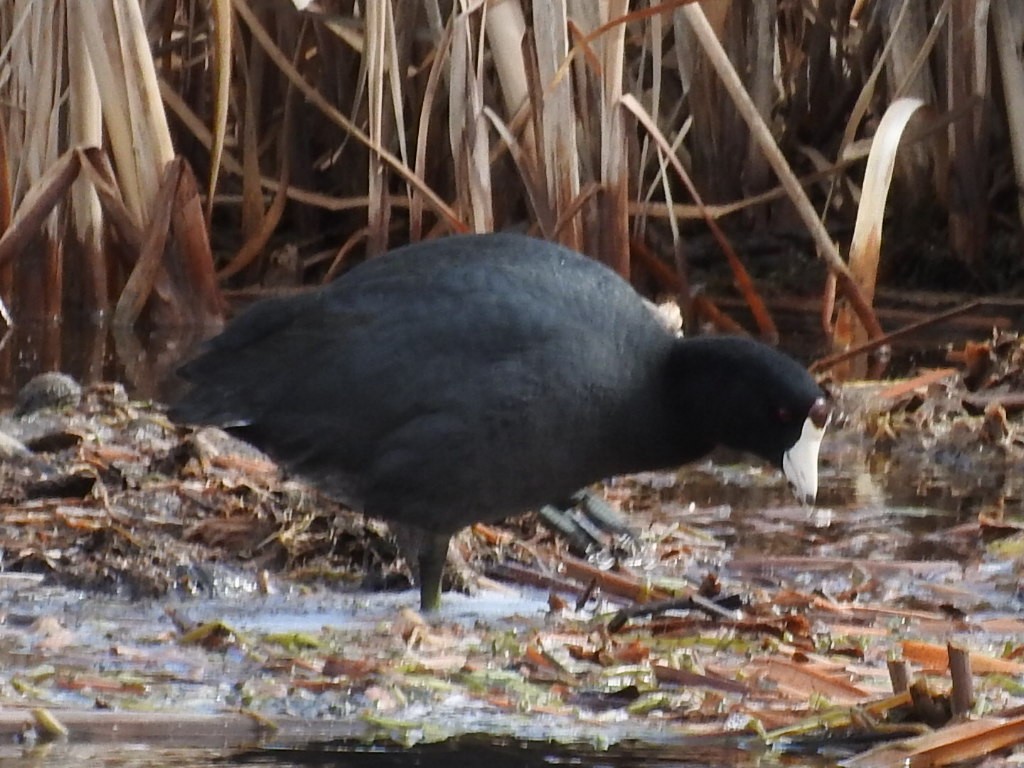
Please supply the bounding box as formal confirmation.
[783,400,830,505]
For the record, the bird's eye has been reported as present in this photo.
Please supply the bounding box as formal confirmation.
[809,397,831,429]
[777,407,791,423]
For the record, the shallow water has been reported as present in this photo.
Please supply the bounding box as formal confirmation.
[0,739,843,768]
[0,424,1017,767]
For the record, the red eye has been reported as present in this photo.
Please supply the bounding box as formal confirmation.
[809,397,831,428]
[778,407,791,422]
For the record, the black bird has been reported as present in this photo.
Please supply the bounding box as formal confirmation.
[171,233,829,610]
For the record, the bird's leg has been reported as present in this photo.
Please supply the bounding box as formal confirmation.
[417,532,451,612]
[538,491,637,556]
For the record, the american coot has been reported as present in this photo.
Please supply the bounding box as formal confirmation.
[171,233,829,610]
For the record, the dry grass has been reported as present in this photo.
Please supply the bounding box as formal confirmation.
[0,1,1021,352]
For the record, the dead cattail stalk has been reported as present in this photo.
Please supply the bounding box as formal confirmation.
[532,0,582,248]
[622,94,776,341]
[113,159,183,328]
[231,0,462,230]
[832,98,929,368]
[206,0,232,227]
[946,0,990,268]
[992,0,1024,231]
[680,3,882,342]
[67,3,107,319]
[449,5,493,233]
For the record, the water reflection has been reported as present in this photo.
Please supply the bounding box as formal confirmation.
[0,320,210,408]
[0,738,830,768]
[0,314,957,409]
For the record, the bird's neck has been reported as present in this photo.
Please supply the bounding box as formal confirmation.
[599,342,718,475]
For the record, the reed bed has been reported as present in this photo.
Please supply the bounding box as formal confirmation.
[0,0,1021,353]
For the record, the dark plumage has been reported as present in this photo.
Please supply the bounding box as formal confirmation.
[172,233,829,610]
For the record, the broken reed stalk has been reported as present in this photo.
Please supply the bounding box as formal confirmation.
[0,151,81,273]
[947,643,973,719]
[113,159,182,328]
[171,161,225,326]
[887,659,910,693]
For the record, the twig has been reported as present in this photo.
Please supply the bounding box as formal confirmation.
[810,299,985,373]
